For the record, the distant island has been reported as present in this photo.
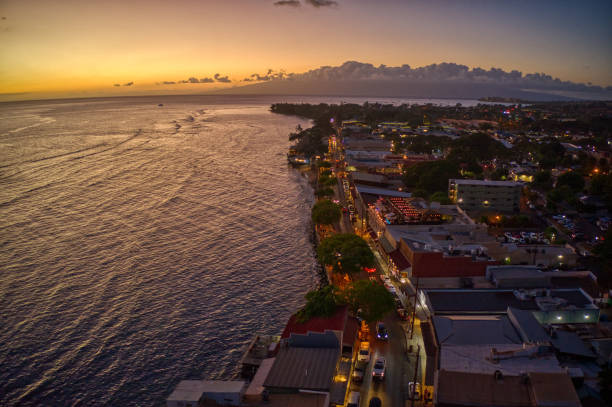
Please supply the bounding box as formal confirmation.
[478,96,532,103]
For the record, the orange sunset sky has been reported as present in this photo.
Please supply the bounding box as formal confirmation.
[1,0,611,100]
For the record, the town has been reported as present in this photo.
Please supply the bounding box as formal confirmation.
[167,101,612,407]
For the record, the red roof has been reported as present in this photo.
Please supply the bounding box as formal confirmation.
[281,306,348,339]
[389,249,411,271]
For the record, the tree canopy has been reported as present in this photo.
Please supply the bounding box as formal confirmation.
[403,160,460,195]
[339,280,396,323]
[296,285,339,323]
[312,199,342,225]
[317,233,375,275]
[556,171,585,192]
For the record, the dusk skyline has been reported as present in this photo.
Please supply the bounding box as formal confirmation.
[1,0,611,100]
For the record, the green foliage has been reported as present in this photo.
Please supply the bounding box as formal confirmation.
[429,191,452,204]
[320,169,332,177]
[296,285,340,323]
[315,187,334,198]
[556,171,585,192]
[312,199,342,225]
[318,161,332,168]
[448,133,511,162]
[339,280,396,323]
[318,175,337,187]
[288,125,328,158]
[403,160,460,195]
[589,173,612,210]
[317,233,375,275]
[533,170,553,190]
[490,167,509,181]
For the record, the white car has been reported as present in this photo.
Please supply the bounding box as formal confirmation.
[372,357,386,380]
[358,342,371,363]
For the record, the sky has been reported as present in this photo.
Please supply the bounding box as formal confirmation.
[0,0,611,99]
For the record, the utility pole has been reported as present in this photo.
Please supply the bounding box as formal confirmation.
[410,344,421,407]
[410,276,419,339]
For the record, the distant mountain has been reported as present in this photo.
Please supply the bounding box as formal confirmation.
[218,61,611,101]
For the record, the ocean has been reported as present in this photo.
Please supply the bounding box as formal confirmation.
[0,95,484,406]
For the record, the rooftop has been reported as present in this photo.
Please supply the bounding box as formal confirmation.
[440,344,563,375]
[435,370,580,407]
[450,178,522,187]
[423,288,595,315]
[263,346,339,391]
[433,315,521,346]
[167,380,246,402]
[281,306,348,340]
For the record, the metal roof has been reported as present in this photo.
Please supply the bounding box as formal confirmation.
[263,347,339,391]
[507,307,550,343]
[433,315,521,345]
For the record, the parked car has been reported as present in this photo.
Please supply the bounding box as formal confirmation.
[376,322,388,340]
[372,357,386,380]
[408,382,421,400]
[352,362,366,383]
[347,391,360,407]
[369,397,382,407]
[358,341,371,363]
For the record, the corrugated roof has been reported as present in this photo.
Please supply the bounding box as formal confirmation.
[263,347,339,391]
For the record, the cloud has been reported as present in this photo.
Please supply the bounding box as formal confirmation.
[274,0,300,6]
[305,0,337,7]
[123,81,134,86]
[248,69,289,82]
[113,83,120,87]
[214,73,232,83]
[285,61,608,93]
[162,81,176,85]
[200,77,214,83]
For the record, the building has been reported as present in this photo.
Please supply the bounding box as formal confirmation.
[262,306,358,407]
[419,288,600,324]
[449,179,522,213]
[166,380,246,407]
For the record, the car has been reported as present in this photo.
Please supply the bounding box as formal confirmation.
[352,361,366,383]
[408,382,421,400]
[347,391,360,407]
[358,341,371,363]
[368,397,382,407]
[372,357,386,380]
[376,322,388,340]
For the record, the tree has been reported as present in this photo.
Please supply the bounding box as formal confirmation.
[429,191,452,204]
[403,160,460,195]
[533,170,553,191]
[317,234,375,275]
[312,199,342,225]
[557,171,585,192]
[296,285,339,323]
[315,187,334,198]
[339,280,396,323]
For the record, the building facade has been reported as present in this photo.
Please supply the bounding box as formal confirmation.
[448,179,522,213]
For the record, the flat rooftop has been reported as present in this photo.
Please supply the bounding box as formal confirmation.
[423,288,594,314]
[450,179,522,187]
